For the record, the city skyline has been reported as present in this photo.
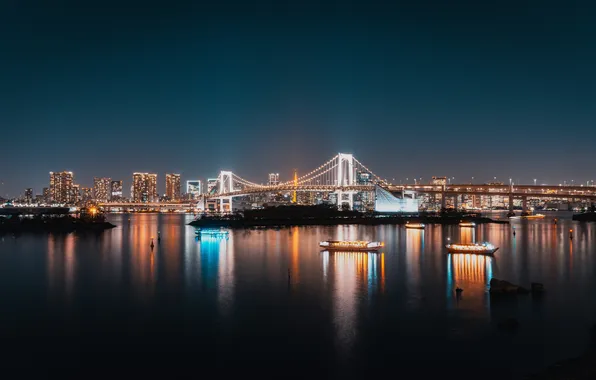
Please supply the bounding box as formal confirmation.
[1,2,595,196]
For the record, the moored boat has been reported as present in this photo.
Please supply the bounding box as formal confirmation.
[405,222,425,229]
[459,221,476,227]
[195,228,229,237]
[319,240,383,251]
[522,213,545,220]
[445,242,498,254]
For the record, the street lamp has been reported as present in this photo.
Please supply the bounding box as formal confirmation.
[534,179,537,186]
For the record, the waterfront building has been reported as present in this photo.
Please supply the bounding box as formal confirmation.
[432,176,447,186]
[110,180,123,201]
[165,173,181,201]
[72,184,81,204]
[42,187,50,204]
[49,171,74,204]
[268,173,279,186]
[186,180,201,199]
[93,177,111,202]
[24,188,33,203]
[81,187,93,203]
[132,173,158,203]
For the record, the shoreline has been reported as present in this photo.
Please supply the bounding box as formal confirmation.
[188,215,508,228]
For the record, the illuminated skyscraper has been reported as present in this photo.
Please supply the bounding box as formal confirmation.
[24,188,33,203]
[186,180,201,199]
[268,173,279,186]
[110,180,123,200]
[132,173,158,202]
[81,187,93,203]
[72,184,80,204]
[49,171,74,204]
[165,173,181,201]
[93,177,111,202]
[42,187,50,204]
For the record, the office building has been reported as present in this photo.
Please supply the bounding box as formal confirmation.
[49,171,74,204]
[24,188,33,203]
[72,184,80,204]
[81,187,93,203]
[186,180,202,199]
[42,187,50,204]
[432,177,447,186]
[111,180,123,200]
[165,173,181,201]
[132,173,158,203]
[94,177,111,202]
[268,173,280,186]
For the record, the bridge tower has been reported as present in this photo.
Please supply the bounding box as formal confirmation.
[218,171,234,213]
[335,153,356,210]
[292,169,297,203]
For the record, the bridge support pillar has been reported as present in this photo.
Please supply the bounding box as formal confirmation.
[219,197,232,214]
[508,194,514,212]
[453,195,458,211]
[441,193,446,210]
[335,191,354,210]
[522,197,528,214]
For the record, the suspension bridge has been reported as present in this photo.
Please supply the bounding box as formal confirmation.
[205,153,392,212]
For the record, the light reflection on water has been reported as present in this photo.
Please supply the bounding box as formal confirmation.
[0,213,594,377]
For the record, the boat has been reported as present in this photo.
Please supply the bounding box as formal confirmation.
[445,242,498,255]
[522,213,545,220]
[459,221,476,227]
[405,222,425,229]
[195,228,229,237]
[319,240,383,251]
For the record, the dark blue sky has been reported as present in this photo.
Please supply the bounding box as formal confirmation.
[1,0,594,196]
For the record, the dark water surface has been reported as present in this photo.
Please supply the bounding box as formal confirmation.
[1,213,595,377]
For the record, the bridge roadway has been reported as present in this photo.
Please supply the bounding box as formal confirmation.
[386,184,596,200]
[209,183,596,200]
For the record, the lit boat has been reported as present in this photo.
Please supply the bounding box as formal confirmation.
[319,240,383,251]
[522,214,545,220]
[445,242,498,255]
[320,250,378,255]
[459,221,476,227]
[195,228,229,237]
[405,222,425,229]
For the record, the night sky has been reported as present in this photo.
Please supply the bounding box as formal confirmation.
[1,0,594,197]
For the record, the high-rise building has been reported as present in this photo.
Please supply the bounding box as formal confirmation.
[165,173,181,201]
[132,173,158,203]
[49,171,74,204]
[207,178,218,194]
[268,173,280,186]
[81,187,93,203]
[42,187,50,204]
[94,177,111,202]
[432,176,447,186]
[186,180,201,199]
[110,180,123,200]
[72,184,80,204]
[24,188,33,203]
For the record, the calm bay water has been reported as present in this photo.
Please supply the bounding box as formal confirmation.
[0,213,595,377]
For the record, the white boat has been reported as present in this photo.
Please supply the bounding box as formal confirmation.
[405,222,425,229]
[319,240,383,251]
[459,221,476,227]
[446,242,498,255]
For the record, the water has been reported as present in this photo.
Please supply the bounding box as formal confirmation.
[0,213,595,377]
